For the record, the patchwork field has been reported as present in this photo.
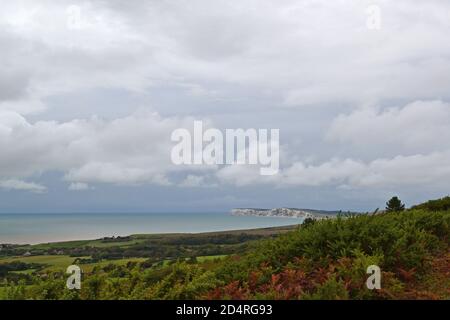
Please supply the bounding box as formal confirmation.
[0,225,294,278]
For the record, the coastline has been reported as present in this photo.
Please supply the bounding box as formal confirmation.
[0,212,301,245]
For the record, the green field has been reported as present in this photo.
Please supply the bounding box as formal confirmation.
[0,253,225,275]
[196,254,227,262]
[0,255,148,273]
[79,257,148,272]
[23,238,147,250]
[0,226,293,277]
[0,255,81,269]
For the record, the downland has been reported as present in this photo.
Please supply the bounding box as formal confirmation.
[0,197,449,300]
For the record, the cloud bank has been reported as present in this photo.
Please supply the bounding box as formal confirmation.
[0,0,449,211]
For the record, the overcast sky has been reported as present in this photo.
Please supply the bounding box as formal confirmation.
[1,0,450,213]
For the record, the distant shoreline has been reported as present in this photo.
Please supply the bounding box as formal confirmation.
[231,207,344,219]
[0,212,301,245]
[1,224,299,247]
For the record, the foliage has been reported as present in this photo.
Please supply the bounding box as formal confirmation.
[0,200,449,300]
[411,196,450,212]
[385,196,405,213]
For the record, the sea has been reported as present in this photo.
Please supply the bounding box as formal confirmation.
[0,213,302,245]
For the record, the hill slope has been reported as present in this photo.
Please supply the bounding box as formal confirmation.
[0,203,449,300]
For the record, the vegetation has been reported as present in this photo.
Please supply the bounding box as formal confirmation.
[411,196,450,212]
[0,198,449,300]
[0,227,294,261]
[385,196,405,213]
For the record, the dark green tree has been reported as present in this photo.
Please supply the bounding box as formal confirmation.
[385,196,405,212]
[302,217,316,228]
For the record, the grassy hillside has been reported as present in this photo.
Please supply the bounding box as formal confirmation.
[209,209,449,299]
[0,202,449,300]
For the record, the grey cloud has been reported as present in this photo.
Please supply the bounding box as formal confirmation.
[2,0,450,115]
[1,1,450,210]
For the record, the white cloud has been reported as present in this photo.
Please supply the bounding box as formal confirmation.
[215,165,278,187]
[280,159,365,187]
[0,109,198,185]
[0,179,47,193]
[0,0,450,208]
[1,99,450,193]
[179,175,209,188]
[216,149,450,191]
[0,98,46,114]
[1,0,450,115]
[278,151,450,188]
[326,100,450,154]
[68,182,91,191]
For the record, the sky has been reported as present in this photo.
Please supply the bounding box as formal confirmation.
[0,0,450,213]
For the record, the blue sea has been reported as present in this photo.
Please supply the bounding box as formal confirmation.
[0,213,301,245]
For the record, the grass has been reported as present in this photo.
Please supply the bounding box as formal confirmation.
[28,238,146,250]
[0,255,80,270]
[197,255,227,262]
[8,226,297,254]
[10,269,37,275]
[30,241,91,250]
[0,254,148,273]
[160,254,228,266]
[80,258,147,272]
[0,254,224,273]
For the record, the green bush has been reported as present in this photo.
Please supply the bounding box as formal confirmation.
[412,196,450,212]
[1,205,448,300]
